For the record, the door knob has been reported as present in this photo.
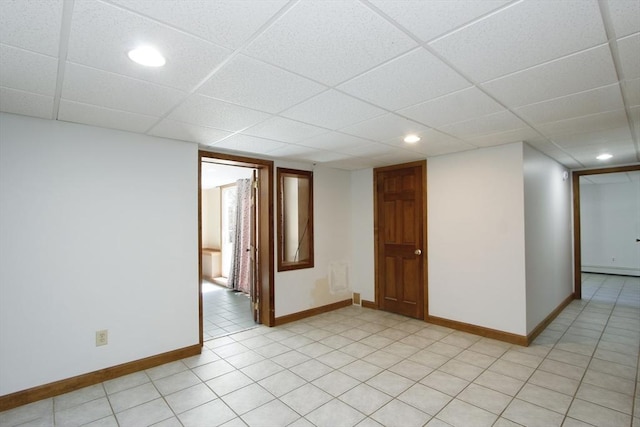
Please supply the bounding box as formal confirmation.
[414,249,422,255]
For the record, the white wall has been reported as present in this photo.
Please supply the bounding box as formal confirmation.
[581,178,640,276]
[274,165,352,317]
[0,113,199,395]
[523,144,573,333]
[201,187,220,249]
[428,143,528,335]
[350,169,375,302]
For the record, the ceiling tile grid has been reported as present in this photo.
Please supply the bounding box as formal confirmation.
[0,0,638,169]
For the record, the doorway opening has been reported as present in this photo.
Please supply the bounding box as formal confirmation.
[198,151,275,346]
[572,164,640,299]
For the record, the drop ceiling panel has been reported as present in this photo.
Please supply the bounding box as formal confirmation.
[293,149,352,163]
[606,0,640,38]
[429,0,607,83]
[538,109,629,137]
[58,100,158,133]
[369,0,508,43]
[438,110,529,140]
[107,0,288,49]
[197,55,326,114]
[67,0,232,91]
[167,94,271,132]
[337,48,470,110]
[515,84,625,125]
[405,137,475,157]
[244,117,328,143]
[61,63,185,116]
[338,142,396,157]
[266,144,324,160]
[148,119,232,145]
[481,45,618,108]
[212,134,286,154]
[466,128,540,148]
[371,150,425,166]
[583,172,633,185]
[624,78,640,106]
[0,44,58,96]
[568,143,637,166]
[297,132,372,151]
[244,0,417,85]
[399,87,503,128]
[281,90,386,129]
[617,33,640,80]
[0,0,62,56]
[340,113,431,143]
[550,126,633,148]
[0,87,53,119]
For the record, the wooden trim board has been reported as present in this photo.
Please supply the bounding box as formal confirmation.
[361,300,377,309]
[0,344,201,412]
[426,315,529,346]
[273,299,352,326]
[526,293,575,345]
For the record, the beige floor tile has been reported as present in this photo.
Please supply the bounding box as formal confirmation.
[221,383,274,415]
[421,371,469,397]
[371,399,431,427]
[537,358,585,380]
[339,359,384,382]
[515,383,572,414]
[489,359,535,381]
[568,398,632,427]
[366,371,414,397]
[205,370,253,396]
[457,383,512,415]
[439,359,484,381]
[436,399,497,427]
[306,399,365,427]
[339,384,393,415]
[115,398,173,427]
[454,349,496,369]
[502,399,564,427]
[241,399,300,427]
[473,370,524,396]
[312,370,360,397]
[108,383,160,413]
[164,383,216,415]
[388,359,433,381]
[257,370,306,397]
[397,383,451,415]
[177,399,236,427]
[528,370,579,396]
[280,383,332,415]
[576,383,634,414]
[581,369,636,395]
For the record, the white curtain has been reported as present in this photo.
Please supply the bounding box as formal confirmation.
[228,179,251,293]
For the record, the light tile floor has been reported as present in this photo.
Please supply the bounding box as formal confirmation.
[1,273,638,427]
[203,281,256,340]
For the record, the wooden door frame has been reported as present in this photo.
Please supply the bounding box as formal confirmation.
[198,150,275,346]
[373,160,428,319]
[572,163,640,300]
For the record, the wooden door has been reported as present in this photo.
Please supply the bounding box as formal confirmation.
[375,161,426,319]
[250,170,259,322]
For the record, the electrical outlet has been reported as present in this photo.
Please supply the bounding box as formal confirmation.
[96,330,108,346]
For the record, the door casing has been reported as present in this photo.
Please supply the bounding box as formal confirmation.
[198,151,275,345]
[572,164,640,299]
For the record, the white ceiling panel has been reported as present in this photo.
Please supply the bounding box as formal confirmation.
[0,87,53,119]
[439,110,528,140]
[338,141,396,157]
[569,143,637,165]
[0,0,62,56]
[406,137,476,157]
[244,117,328,143]
[168,94,271,132]
[148,119,232,145]
[107,0,288,50]
[0,44,58,96]
[369,0,508,43]
[482,45,618,108]
[340,113,431,143]
[197,55,326,114]
[624,78,640,107]
[297,132,372,151]
[399,87,503,128]
[212,134,286,154]
[582,171,636,185]
[67,0,232,91]
[515,84,625,125]
[338,48,470,111]
[538,109,629,137]
[244,0,417,85]
[429,0,607,83]
[58,100,158,133]
[61,63,185,116]
[606,0,640,38]
[550,126,633,148]
[617,33,640,80]
[281,90,386,129]
[465,127,540,148]
[0,1,638,170]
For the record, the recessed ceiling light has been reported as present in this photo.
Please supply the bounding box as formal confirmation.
[128,46,166,67]
[596,153,613,161]
[404,134,420,144]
